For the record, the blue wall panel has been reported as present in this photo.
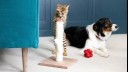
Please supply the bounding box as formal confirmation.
[39,0,127,36]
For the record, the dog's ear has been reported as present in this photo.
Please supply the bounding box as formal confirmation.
[93,24,98,33]
[93,21,105,37]
[93,21,101,31]
[100,33,105,37]
[100,28,105,37]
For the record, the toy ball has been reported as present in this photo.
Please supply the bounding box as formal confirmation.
[84,49,93,58]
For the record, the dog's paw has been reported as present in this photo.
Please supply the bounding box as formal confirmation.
[101,53,110,58]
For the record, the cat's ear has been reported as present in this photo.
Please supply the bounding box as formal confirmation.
[57,4,62,7]
[66,5,70,8]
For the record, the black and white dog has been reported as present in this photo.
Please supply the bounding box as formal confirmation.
[65,18,119,57]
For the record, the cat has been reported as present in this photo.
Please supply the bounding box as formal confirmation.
[53,4,69,27]
[53,4,69,56]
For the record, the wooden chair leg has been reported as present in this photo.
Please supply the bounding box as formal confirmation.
[22,48,28,72]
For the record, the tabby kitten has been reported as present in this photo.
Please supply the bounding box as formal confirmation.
[53,4,69,27]
[53,4,69,56]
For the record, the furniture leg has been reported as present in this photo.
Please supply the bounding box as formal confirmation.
[22,48,28,72]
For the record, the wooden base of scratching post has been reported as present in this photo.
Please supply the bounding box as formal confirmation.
[39,56,77,69]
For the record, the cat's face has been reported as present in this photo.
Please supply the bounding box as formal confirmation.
[55,4,69,18]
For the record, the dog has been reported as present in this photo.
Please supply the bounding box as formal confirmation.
[65,18,119,57]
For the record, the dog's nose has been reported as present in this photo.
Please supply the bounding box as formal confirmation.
[115,26,119,29]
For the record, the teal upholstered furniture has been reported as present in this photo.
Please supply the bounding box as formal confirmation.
[0,0,39,72]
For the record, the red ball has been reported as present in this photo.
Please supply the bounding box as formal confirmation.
[84,49,93,58]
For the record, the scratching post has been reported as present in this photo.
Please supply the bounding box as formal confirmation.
[54,21,64,62]
[39,21,77,69]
